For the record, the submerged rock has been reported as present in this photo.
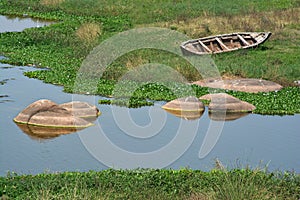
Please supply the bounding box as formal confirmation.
[200,93,256,112]
[193,78,283,93]
[162,96,205,120]
[14,99,98,129]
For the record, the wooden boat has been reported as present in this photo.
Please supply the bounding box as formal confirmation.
[180,32,271,55]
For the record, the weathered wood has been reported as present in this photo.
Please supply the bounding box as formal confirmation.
[209,41,214,51]
[237,34,250,46]
[215,37,230,50]
[198,40,212,52]
[180,32,271,55]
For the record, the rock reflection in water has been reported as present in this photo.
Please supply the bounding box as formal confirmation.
[16,123,81,141]
[164,109,248,121]
[209,111,249,121]
[164,109,204,120]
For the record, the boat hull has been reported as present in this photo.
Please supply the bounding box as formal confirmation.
[180,32,271,55]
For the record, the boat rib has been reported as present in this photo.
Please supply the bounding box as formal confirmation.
[198,40,212,52]
[215,37,230,50]
[237,34,250,46]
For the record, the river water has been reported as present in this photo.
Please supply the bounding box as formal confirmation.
[0,15,299,176]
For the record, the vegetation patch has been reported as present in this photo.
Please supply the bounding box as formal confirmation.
[193,86,300,115]
[98,98,154,108]
[75,22,102,43]
[0,168,299,200]
[226,87,300,115]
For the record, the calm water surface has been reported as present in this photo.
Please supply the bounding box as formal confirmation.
[0,15,299,176]
[0,15,53,33]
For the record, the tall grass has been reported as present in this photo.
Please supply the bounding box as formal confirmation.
[75,22,102,43]
[189,160,299,200]
[156,7,300,38]
[190,170,282,200]
[212,170,274,199]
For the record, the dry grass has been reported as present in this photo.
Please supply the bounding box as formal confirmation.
[221,73,244,80]
[154,8,300,39]
[40,0,65,6]
[187,193,214,200]
[75,23,102,43]
[125,55,147,70]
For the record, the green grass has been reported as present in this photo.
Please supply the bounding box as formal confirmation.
[0,168,299,200]
[214,41,300,86]
[1,0,298,24]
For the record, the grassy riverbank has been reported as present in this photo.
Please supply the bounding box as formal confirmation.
[1,168,300,200]
[0,0,300,114]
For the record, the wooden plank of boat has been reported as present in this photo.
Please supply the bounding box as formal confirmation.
[237,34,250,46]
[180,32,271,55]
[198,40,212,53]
[215,37,230,50]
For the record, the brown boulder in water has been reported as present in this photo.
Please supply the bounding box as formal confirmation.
[28,107,93,128]
[200,93,256,112]
[162,96,205,120]
[13,99,58,124]
[59,101,100,118]
[14,99,96,128]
